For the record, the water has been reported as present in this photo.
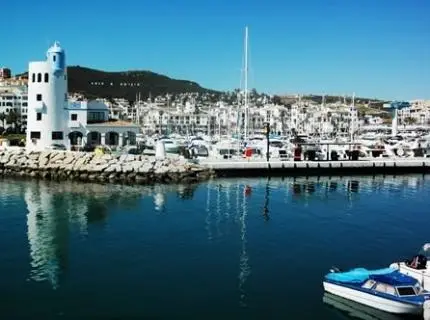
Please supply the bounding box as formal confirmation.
[0,175,429,319]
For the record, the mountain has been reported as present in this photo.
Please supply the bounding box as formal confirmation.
[278,94,386,107]
[18,66,220,101]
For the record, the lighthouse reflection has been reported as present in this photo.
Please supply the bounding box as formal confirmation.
[20,174,428,293]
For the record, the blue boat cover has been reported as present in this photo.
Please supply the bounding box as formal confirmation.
[325,267,398,284]
[371,271,418,286]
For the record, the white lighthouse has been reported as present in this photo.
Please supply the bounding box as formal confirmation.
[26,42,69,151]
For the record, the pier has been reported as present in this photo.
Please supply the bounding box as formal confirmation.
[201,158,430,177]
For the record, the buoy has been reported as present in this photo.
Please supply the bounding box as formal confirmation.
[423,299,430,320]
[155,140,166,160]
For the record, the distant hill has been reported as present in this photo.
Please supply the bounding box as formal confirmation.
[18,66,220,101]
[278,94,386,106]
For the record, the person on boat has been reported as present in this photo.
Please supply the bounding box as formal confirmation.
[407,254,427,269]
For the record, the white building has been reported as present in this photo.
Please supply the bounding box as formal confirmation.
[25,42,140,151]
[26,42,69,151]
[0,84,28,131]
[67,99,140,148]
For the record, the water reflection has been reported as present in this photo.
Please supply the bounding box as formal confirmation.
[323,292,416,320]
[19,180,200,289]
[11,174,430,295]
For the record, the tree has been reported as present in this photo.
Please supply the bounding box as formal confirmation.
[0,112,6,128]
[6,109,21,133]
[273,95,282,105]
[404,117,417,125]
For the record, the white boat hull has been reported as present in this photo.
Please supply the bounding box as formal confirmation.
[323,281,423,315]
[390,262,430,291]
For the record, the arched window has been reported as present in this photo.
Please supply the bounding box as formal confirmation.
[44,73,49,83]
[37,73,41,83]
[32,73,35,82]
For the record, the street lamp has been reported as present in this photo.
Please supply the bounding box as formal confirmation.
[264,122,270,162]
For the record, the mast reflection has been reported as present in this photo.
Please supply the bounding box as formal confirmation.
[262,179,270,221]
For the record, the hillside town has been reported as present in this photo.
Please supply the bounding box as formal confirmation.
[1,66,430,139]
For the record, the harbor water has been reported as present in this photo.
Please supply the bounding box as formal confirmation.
[1,175,430,319]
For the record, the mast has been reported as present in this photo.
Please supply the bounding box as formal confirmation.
[243,26,249,142]
[350,92,355,142]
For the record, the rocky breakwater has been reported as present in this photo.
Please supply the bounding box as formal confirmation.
[0,149,214,184]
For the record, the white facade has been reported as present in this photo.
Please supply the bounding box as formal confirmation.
[26,42,69,151]
[0,85,28,130]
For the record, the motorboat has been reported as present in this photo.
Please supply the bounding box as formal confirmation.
[390,244,430,290]
[323,267,430,316]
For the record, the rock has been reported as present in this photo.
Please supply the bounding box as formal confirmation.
[0,149,211,186]
[138,163,153,173]
[122,165,133,173]
[104,165,116,173]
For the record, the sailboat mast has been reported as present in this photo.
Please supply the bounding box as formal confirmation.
[244,26,249,142]
[350,92,355,142]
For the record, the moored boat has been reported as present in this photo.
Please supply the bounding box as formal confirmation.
[390,244,430,290]
[323,267,430,316]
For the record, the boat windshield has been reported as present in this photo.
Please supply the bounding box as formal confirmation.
[396,286,417,296]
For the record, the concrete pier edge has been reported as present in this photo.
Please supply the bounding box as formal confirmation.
[203,159,430,177]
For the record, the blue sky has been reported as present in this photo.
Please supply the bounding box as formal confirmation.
[1,0,429,100]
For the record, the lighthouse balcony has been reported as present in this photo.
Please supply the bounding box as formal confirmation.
[34,101,45,112]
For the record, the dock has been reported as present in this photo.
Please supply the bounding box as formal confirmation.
[200,158,430,177]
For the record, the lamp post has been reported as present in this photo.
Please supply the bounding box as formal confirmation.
[264,122,270,162]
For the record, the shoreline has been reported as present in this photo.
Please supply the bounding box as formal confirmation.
[0,149,214,185]
[0,149,429,186]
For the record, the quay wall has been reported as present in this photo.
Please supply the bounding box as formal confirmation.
[203,159,430,177]
[0,150,213,185]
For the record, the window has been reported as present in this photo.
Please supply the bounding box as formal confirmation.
[30,131,41,139]
[71,114,78,121]
[361,280,376,289]
[36,113,42,121]
[36,94,42,101]
[64,93,67,101]
[397,287,417,296]
[88,111,106,122]
[52,131,63,140]
[374,283,396,295]
[44,73,49,83]
[32,73,35,82]
[37,73,41,83]
[53,55,56,62]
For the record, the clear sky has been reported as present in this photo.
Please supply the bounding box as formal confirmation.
[1,0,429,100]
